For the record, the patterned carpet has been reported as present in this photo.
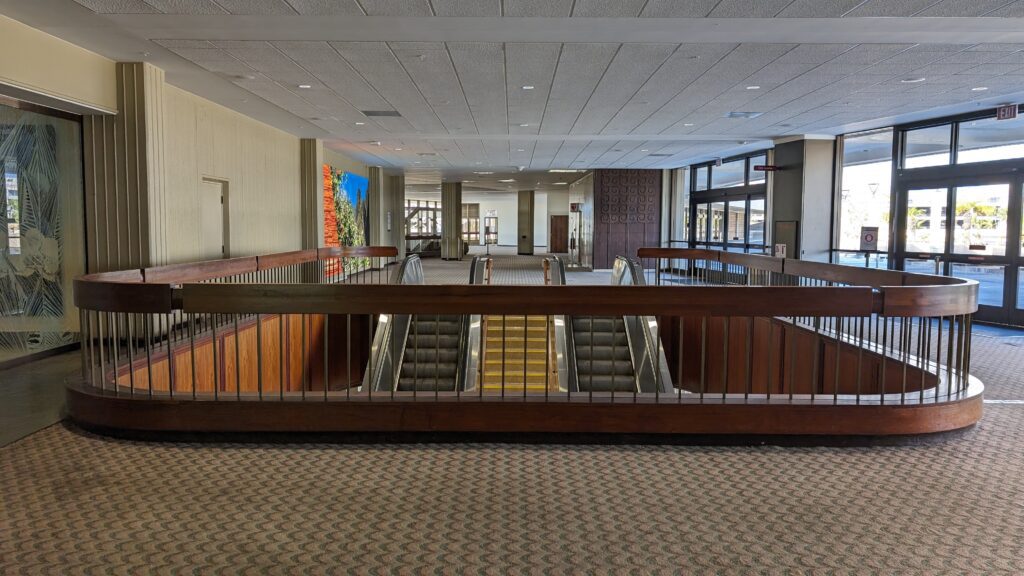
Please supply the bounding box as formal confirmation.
[2,256,1024,574]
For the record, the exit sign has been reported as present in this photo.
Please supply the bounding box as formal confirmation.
[753,165,780,172]
[997,104,1018,120]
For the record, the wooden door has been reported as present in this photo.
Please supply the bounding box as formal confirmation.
[550,215,569,253]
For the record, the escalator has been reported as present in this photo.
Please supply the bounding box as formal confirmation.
[363,254,487,393]
[550,256,673,394]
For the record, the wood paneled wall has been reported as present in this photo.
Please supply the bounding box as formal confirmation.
[114,314,373,394]
[592,169,662,269]
[659,316,938,396]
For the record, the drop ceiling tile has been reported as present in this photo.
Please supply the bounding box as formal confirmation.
[540,43,620,135]
[212,0,297,14]
[430,0,500,16]
[843,0,940,16]
[506,43,561,130]
[708,0,793,17]
[284,0,364,14]
[502,0,573,16]
[155,39,216,49]
[358,0,433,15]
[571,0,646,17]
[390,42,477,133]
[986,0,1024,15]
[571,44,677,134]
[917,0,1015,15]
[640,0,719,17]
[448,43,508,134]
[144,0,226,13]
[776,0,866,17]
[73,0,159,13]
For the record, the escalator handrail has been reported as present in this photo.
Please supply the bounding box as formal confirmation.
[613,256,674,394]
[457,256,490,392]
[547,256,579,392]
[364,255,424,391]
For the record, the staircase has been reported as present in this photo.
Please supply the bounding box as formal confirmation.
[481,315,553,393]
[397,314,461,391]
[573,316,637,392]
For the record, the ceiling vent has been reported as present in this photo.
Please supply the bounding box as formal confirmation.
[361,110,402,117]
[648,153,672,157]
[725,111,763,119]
[417,152,437,157]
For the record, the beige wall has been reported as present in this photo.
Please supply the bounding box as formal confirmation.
[163,85,302,262]
[0,15,116,114]
[324,147,368,178]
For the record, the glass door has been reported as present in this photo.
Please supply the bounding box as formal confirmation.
[898,176,1020,323]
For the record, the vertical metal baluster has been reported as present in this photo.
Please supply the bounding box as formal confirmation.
[935,316,944,401]
[880,317,889,404]
[189,313,197,399]
[127,313,136,396]
[233,314,240,398]
[502,315,507,399]
[300,314,307,400]
[279,313,285,400]
[700,316,707,402]
[919,317,927,403]
[346,314,351,401]
[79,309,88,382]
[166,313,175,397]
[211,314,219,400]
[833,316,842,403]
[588,316,594,403]
[144,314,153,397]
[435,314,440,401]
[655,330,663,404]
[788,325,796,401]
[900,316,909,404]
[745,316,753,401]
[611,315,617,402]
[522,315,528,401]
[722,317,729,401]
[324,314,329,401]
[964,314,972,392]
[765,319,773,400]
[678,316,684,402]
[479,316,485,400]
[945,316,954,398]
[248,312,260,400]
[98,312,107,392]
[545,314,550,402]
[414,314,419,400]
[856,316,865,404]
[112,312,122,396]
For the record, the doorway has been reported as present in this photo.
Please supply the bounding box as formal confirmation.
[897,175,1022,323]
[200,178,229,260]
[550,215,569,253]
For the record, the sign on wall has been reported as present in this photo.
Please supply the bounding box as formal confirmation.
[996,104,1018,121]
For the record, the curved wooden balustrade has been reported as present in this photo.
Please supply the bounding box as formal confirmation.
[68,246,982,438]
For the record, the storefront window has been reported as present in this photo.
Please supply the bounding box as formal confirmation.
[837,129,893,251]
[957,113,1024,164]
[1,102,84,363]
[904,124,951,169]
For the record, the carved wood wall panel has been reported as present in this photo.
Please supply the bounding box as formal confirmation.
[592,169,662,269]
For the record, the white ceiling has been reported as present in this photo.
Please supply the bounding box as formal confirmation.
[4,0,1024,184]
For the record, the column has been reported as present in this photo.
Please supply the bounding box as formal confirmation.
[517,190,535,255]
[770,136,836,261]
[441,181,463,260]
[299,138,324,250]
[83,62,166,271]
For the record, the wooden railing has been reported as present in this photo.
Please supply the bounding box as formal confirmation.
[67,246,982,437]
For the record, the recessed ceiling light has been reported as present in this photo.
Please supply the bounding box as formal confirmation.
[725,111,763,119]
[355,122,365,126]
[901,77,926,84]
[549,169,584,173]
[473,171,494,175]
[298,84,312,89]
[640,149,649,152]
[553,182,568,185]
[746,85,760,90]
[684,123,694,127]
[499,179,516,183]
[519,124,530,127]
[395,148,403,151]
[522,85,534,90]
[972,86,989,91]
[414,161,421,164]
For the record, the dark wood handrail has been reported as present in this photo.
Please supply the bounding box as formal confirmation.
[73,246,977,317]
[179,284,877,317]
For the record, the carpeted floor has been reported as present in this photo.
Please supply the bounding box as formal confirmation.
[2,256,1024,574]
